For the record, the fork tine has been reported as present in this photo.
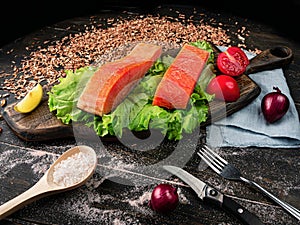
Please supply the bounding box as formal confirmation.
[203,145,228,166]
[197,150,222,174]
[197,145,228,174]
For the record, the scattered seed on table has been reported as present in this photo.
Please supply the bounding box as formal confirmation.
[1,13,258,99]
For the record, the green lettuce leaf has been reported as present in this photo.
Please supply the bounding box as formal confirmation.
[48,66,97,124]
[47,40,215,141]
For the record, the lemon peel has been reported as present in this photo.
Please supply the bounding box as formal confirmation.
[14,83,43,113]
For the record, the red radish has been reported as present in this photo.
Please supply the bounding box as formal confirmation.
[261,86,290,123]
[217,46,249,76]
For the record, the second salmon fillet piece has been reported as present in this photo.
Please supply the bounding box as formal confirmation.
[77,43,162,116]
[152,44,210,109]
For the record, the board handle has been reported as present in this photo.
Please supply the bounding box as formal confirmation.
[245,46,293,75]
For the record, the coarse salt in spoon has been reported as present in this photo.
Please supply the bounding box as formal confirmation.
[0,145,97,220]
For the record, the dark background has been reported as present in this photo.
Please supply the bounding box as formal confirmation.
[0,0,299,48]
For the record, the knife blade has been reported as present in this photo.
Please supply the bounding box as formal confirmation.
[163,165,264,225]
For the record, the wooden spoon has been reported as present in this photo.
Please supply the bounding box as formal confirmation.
[0,145,97,220]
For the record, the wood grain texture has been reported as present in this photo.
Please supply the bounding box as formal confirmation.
[0,3,300,225]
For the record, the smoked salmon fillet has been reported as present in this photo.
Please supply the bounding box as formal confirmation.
[152,44,210,109]
[77,43,162,116]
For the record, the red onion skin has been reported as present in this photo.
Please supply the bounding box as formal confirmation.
[261,87,290,123]
[149,183,179,214]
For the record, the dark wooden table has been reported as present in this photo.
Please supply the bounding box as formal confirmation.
[1,3,300,225]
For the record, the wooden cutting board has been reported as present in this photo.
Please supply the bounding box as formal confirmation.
[2,46,293,142]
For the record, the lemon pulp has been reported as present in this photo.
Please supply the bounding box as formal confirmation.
[14,83,43,113]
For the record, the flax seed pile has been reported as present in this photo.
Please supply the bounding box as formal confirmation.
[2,12,259,100]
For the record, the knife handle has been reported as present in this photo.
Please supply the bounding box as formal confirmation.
[204,187,264,225]
[222,195,265,225]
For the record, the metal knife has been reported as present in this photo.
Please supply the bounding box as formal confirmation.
[163,165,264,225]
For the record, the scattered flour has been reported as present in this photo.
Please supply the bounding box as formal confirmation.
[177,187,190,205]
[0,149,56,178]
[128,191,152,208]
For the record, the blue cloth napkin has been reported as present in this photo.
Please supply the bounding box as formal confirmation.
[206,47,300,148]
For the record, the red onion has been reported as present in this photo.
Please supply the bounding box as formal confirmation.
[148,183,179,214]
[261,86,290,123]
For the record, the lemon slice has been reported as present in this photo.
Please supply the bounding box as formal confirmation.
[14,83,43,113]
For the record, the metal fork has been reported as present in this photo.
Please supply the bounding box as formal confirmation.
[198,144,300,221]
